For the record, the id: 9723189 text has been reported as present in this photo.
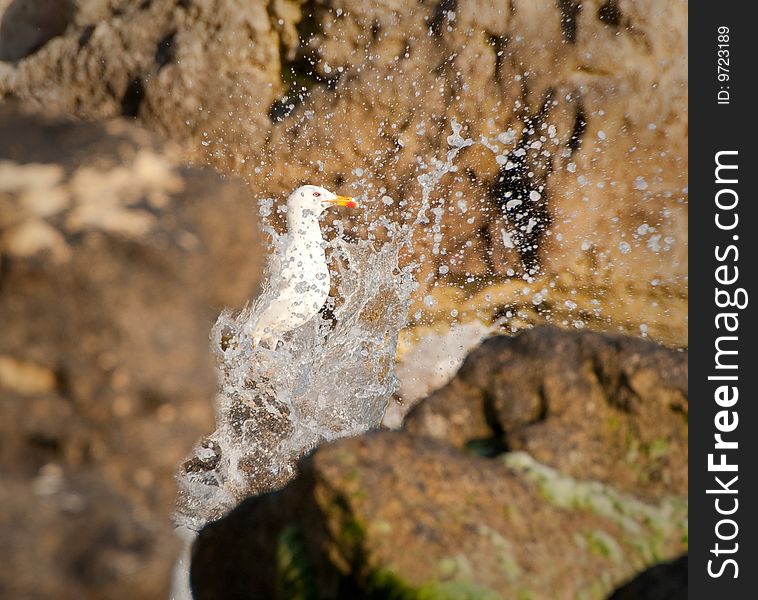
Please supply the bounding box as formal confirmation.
[717,26,730,105]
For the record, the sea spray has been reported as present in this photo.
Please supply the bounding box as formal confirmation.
[175,227,415,529]
[174,120,516,531]
[168,118,541,599]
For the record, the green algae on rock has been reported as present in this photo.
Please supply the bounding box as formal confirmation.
[192,427,687,599]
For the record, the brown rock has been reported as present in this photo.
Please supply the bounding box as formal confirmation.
[0,0,75,62]
[256,0,688,343]
[0,0,688,345]
[191,431,687,600]
[190,328,687,599]
[405,325,688,500]
[0,0,289,172]
[0,104,263,599]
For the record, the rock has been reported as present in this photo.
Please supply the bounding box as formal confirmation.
[0,470,177,599]
[405,326,688,500]
[608,555,687,600]
[191,432,687,600]
[0,104,263,599]
[0,0,288,171]
[0,0,75,62]
[243,0,689,345]
[190,327,687,599]
[0,0,688,346]
[0,103,263,307]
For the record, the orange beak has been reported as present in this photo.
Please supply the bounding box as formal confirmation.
[323,195,358,208]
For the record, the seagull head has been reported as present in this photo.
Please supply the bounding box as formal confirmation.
[287,185,357,220]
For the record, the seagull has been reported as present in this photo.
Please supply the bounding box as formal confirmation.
[251,185,357,349]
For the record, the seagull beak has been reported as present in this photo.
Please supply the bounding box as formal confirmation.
[323,195,358,208]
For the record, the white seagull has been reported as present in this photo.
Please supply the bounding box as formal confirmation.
[251,185,357,348]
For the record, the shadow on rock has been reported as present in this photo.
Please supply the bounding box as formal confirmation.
[607,555,687,600]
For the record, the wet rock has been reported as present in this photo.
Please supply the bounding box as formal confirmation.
[249,0,688,345]
[190,327,687,599]
[405,326,688,500]
[0,104,263,599]
[0,0,688,345]
[191,432,687,600]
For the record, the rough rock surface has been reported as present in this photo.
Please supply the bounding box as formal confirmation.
[0,0,688,346]
[191,435,687,600]
[0,0,689,594]
[0,0,286,166]
[0,104,263,599]
[405,326,688,500]
[190,327,687,600]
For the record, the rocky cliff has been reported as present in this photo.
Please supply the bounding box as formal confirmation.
[0,0,687,345]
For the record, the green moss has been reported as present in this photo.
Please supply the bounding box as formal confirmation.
[624,432,640,462]
[502,451,688,573]
[584,529,623,563]
[503,452,687,537]
[437,557,459,579]
[477,525,522,581]
[464,437,507,458]
[644,438,669,460]
[333,450,358,468]
[364,569,418,600]
[276,526,318,600]
[275,502,513,600]
[574,579,608,600]
[606,415,621,431]
[345,467,361,481]
[350,486,369,501]
[343,517,366,543]
[365,569,504,600]
[417,581,504,600]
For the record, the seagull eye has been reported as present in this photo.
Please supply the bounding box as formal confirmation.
[313,191,321,197]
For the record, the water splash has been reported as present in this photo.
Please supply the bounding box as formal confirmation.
[176,223,415,530]
[174,120,501,530]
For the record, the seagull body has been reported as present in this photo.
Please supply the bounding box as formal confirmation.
[251,185,356,348]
